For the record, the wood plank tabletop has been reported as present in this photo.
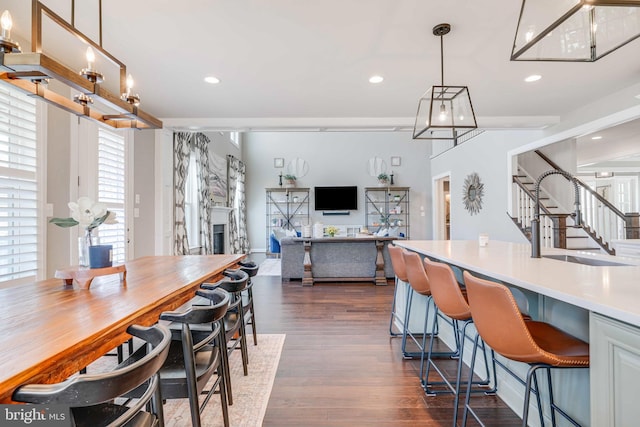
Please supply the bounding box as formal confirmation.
[0,254,243,403]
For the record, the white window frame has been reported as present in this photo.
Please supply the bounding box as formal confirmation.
[0,84,46,286]
[72,120,133,263]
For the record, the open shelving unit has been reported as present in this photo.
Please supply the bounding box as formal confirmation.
[364,186,410,238]
[265,187,310,256]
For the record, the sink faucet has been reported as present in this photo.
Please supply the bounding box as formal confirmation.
[531,169,582,258]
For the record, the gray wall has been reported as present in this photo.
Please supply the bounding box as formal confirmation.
[430,130,542,243]
[133,131,156,258]
[243,131,432,253]
[45,102,72,278]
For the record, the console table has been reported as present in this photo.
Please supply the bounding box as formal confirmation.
[286,236,395,286]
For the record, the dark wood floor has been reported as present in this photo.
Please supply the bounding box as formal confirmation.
[252,275,521,426]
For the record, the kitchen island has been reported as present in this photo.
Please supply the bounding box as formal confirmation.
[394,240,640,426]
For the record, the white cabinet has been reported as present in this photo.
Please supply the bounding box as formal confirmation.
[590,312,640,426]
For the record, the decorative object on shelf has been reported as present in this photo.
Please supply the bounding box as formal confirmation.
[391,156,401,166]
[50,197,117,267]
[377,173,389,186]
[325,225,339,237]
[278,172,283,187]
[0,2,161,129]
[367,156,387,177]
[511,0,640,62]
[390,171,395,185]
[412,23,479,146]
[274,157,284,168]
[283,174,297,188]
[462,172,484,215]
[286,157,309,178]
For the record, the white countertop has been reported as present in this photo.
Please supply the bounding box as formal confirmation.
[393,240,640,328]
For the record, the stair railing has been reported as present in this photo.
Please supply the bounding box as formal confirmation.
[534,150,640,254]
[512,175,556,249]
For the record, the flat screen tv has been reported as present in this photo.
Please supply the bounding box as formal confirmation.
[314,186,358,211]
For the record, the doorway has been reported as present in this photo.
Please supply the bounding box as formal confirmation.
[433,174,451,240]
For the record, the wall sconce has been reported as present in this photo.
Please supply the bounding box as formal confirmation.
[0,2,161,130]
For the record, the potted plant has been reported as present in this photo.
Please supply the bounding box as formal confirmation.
[377,173,389,186]
[325,225,339,237]
[283,174,296,188]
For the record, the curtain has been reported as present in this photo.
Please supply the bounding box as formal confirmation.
[173,132,191,255]
[193,133,213,254]
[228,155,250,254]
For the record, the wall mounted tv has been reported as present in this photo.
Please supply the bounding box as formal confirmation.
[314,186,358,211]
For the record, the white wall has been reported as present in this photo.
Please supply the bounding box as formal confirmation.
[430,129,542,243]
[243,131,432,253]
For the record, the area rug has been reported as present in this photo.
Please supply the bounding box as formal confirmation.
[164,334,285,427]
[257,258,281,276]
[86,334,285,427]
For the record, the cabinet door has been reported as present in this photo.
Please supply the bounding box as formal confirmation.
[590,312,640,426]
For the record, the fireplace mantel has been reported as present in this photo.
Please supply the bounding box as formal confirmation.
[212,206,233,254]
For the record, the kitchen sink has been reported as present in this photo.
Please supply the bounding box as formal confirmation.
[542,254,630,267]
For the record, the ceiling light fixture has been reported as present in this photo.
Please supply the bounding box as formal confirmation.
[592,135,603,140]
[595,171,615,178]
[524,74,542,82]
[412,23,479,146]
[0,10,20,53]
[511,0,640,62]
[204,76,220,84]
[369,75,384,84]
[0,2,161,129]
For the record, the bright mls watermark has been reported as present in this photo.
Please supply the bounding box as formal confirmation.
[0,405,69,426]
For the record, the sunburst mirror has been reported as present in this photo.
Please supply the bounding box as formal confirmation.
[462,172,484,215]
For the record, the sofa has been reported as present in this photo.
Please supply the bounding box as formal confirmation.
[280,236,395,282]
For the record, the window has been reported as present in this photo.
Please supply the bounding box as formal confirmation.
[0,85,39,284]
[97,127,126,263]
[184,150,201,251]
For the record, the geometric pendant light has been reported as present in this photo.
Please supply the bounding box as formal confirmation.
[412,23,479,146]
[511,0,640,62]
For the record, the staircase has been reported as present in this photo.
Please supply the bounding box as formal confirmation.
[511,150,640,255]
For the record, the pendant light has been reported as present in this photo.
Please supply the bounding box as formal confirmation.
[511,0,640,62]
[412,23,479,146]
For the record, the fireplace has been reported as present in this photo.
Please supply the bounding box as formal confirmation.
[213,224,225,254]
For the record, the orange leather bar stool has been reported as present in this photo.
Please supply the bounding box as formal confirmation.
[388,244,409,337]
[422,258,495,427]
[462,271,589,427]
[401,250,457,365]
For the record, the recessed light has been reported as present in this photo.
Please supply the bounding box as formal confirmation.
[591,135,603,140]
[524,74,542,83]
[204,76,220,84]
[369,75,384,84]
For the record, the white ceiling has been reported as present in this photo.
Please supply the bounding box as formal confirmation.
[4,0,640,131]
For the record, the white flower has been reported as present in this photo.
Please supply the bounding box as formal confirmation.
[68,197,107,228]
[104,211,118,225]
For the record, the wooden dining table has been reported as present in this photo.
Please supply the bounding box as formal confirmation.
[0,254,244,403]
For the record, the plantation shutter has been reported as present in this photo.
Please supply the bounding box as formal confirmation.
[0,85,39,283]
[97,127,126,263]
